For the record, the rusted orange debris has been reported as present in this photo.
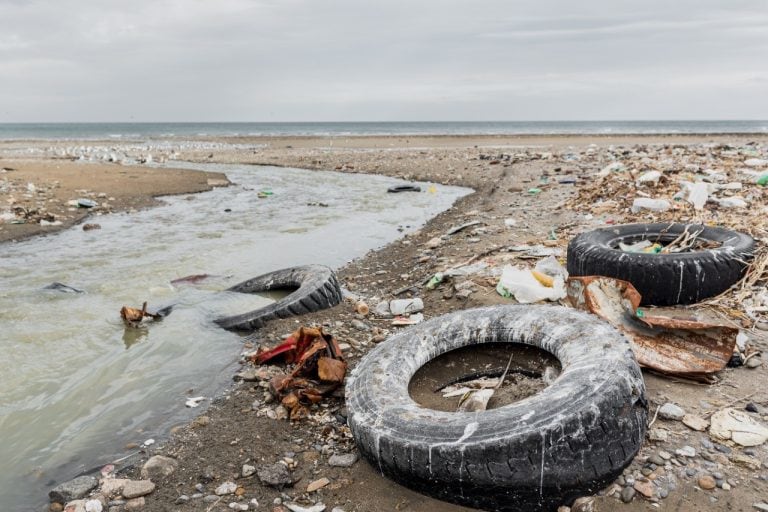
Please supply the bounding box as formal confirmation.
[566,276,738,381]
[252,326,347,420]
[120,301,162,326]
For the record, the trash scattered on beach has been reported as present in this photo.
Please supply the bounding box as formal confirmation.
[250,326,346,420]
[120,302,164,327]
[387,185,421,193]
[76,198,99,208]
[170,274,212,285]
[565,276,738,380]
[43,282,84,294]
[185,396,205,408]
[496,256,568,303]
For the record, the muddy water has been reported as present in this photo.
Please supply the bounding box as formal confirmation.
[0,163,470,510]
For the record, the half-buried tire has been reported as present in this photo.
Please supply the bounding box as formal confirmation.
[346,305,647,512]
[215,265,342,332]
[567,223,755,306]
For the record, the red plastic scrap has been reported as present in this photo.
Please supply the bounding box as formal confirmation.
[252,326,347,420]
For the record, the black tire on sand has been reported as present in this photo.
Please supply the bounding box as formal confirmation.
[215,265,342,332]
[346,305,648,512]
[567,223,755,306]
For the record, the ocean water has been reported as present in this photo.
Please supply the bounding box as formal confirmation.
[0,121,766,140]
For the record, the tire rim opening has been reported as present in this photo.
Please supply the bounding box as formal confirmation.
[408,342,561,412]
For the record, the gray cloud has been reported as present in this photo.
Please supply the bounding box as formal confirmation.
[0,0,766,121]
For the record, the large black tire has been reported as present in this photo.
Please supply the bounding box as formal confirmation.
[567,223,755,306]
[346,305,647,512]
[215,265,342,332]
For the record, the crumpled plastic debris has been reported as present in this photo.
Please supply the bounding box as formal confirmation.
[251,326,346,420]
[496,256,568,303]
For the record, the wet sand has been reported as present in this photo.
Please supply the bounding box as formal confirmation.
[3,134,768,512]
[0,159,229,243]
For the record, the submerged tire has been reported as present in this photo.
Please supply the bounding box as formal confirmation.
[567,223,755,306]
[346,305,647,512]
[215,265,342,332]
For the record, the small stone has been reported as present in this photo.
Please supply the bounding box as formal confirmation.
[676,446,696,458]
[425,237,442,249]
[204,495,220,502]
[85,500,103,512]
[659,403,686,421]
[229,503,249,511]
[648,454,665,466]
[648,428,669,442]
[753,503,768,511]
[64,500,86,512]
[191,416,210,428]
[732,453,762,470]
[747,403,760,413]
[683,414,709,432]
[242,464,257,477]
[328,453,358,468]
[257,463,296,487]
[746,356,762,368]
[634,480,655,498]
[641,467,653,477]
[122,480,155,499]
[50,476,99,504]
[99,479,131,498]
[141,455,178,481]
[571,497,594,512]
[659,488,669,499]
[658,450,672,460]
[700,438,714,450]
[621,486,636,503]
[698,475,716,490]
[350,319,369,332]
[307,477,330,493]
[275,406,289,420]
[235,369,260,381]
[125,497,145,510]
[557,506,571,512]
[175,495,189,504]
[686,468,697,477]
[215,482,238,496]
[50,504,64,512]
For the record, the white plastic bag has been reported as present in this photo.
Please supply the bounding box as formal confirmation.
[496,265,566,303]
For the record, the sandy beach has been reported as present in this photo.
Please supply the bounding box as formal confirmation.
[4,133,768,512]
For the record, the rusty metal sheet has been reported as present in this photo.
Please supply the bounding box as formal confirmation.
[565,276,737,381]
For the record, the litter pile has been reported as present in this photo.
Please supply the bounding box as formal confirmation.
[249,327,346,421]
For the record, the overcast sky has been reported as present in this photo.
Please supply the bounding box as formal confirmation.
[0,0,766,122]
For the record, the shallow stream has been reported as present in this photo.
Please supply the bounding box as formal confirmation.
[0,163,469,509]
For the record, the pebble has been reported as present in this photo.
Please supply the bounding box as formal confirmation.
[204,495,219,502]
[243,464,257,477]
[125,497,145,510]
[753,503,768,511]
[216,482,238,496]
[682,414,708,431]
[648,429,669,442]
[634,480,655,498]
[621,486,636,503]
[686,468,698,477]
[141,455,179,482]
[676,446,696,458]
[571,497,594,512]
[747,356,762,368]
[229,504,249,511]
[659,403,686,421]
[699,475,716,490]
[350,319,369,332]
[122,480,156,499]
[175,496,189,504]
[85,500,103,512]
[49,476,98,504]
[747,403,760,413]
[257,463,296,487]
[307,477,330,493]
[700,438,714,450]
[648,454,665,466]
[328,453,358,468]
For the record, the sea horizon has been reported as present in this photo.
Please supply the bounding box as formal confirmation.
[0,120,766,141]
